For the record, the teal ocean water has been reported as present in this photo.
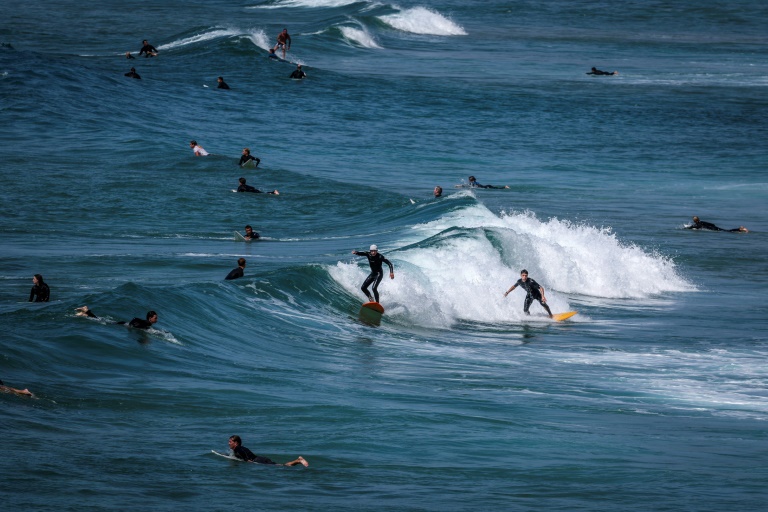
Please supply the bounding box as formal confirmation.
[2,1,767,510]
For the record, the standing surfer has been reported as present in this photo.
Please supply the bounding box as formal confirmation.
[504,269,553,318]
[352,245,394,304]
[273,28,291,60]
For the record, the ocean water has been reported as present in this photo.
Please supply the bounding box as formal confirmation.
[2,0,767,510]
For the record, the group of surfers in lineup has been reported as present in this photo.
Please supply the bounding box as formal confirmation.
[123,30,305,83]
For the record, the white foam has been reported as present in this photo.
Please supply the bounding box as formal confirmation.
[378,6,467,36]
[249,0,360,9]
[158,29,242,51]
[243,29,271,51]
[339,26,381,49]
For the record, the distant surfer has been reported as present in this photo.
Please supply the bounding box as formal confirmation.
[504,269,553,319]
[468,176,509,189]
[225,258,246,280]
[0,379,34,398]
[29,274,50,302]
[434,186,443,198]
[351,245,394,304]
[685,216,748,233]
[244,225,260,241]
[273,28,291,60]
[236,177,278,194]
[239,148,260,168]
[228,435,309,467]
[190,140,209,156]
[125,52,135,59]
[139,40,158,57]
[217,76,230,89]
[586,67,618,76]
[289,64,306,80]
[124,67,141,79]
[75,306,159,329]
[268,48,280,60]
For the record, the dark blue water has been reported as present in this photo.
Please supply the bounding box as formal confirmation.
[2,1,767,510]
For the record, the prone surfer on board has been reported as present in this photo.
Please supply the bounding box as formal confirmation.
[228,435,308,467]
[352,245,394,303]
[504,269,553,318]
[236,177,278,194]
[190,140,209,156]
[468,176,509,189]
[586,67,618,76]
[75,306,159,329]
[685,216,748,233]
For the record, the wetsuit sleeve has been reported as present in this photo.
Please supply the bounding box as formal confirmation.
[382,256,394,273]
[29,287,35,302]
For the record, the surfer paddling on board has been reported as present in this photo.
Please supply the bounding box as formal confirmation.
[504,269,553,319]
[468,176,509,189]
[685,216,748,233]
[228,435,309,467]
[273,28,291,60]
[239,148,260,168]
[75,306,159,329]
[190,140,209,156]
[237,177,278,194]
[352,245,394,304]
[586,67,618,76]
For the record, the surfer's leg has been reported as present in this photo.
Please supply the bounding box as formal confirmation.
[284,456,309,467]
[371,272,384,303]
[523,296,533,315]
[361,273,376,301]
[539,300,553,318]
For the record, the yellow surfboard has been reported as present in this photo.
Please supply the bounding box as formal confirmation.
[552,311,578,322]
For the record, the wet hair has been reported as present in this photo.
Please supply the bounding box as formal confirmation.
[146,311,157,321]
[34,274,45,284]
[520,269,528,275]
[190,140,197,145]
[693,216,700,222]
[218,76,223,80]
[469,176,476,181]
[238,258,246,267]
[239,177,246,184]
[243,148,250,154]
[229,435,242,446]
[245,225,252,230]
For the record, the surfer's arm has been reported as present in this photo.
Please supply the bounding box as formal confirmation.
[504,284,517,296]
[383,257,394,277]
[539,286,547,302]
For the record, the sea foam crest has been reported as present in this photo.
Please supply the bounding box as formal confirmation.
[339,26,381,49]
[159,29,242,51]
[378,6,467,36]
[250,0,361,9]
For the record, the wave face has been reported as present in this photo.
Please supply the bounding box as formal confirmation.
[2,0,768,511]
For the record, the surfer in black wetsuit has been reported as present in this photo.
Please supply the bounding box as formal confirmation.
[75,307,158,329]
[139,40,158,57]
[237,177,278,194]
[685,216,748,233]
[225,258,246,280]
[468,176,509,189]
[352,245,395,303]
[244,225,260,241]
[217,76,230,89]
[504,269,553,318]
[227,435,308,467]
[586,67,618,76]
[239,148,260,168]
[124,67,141,79]
[289,64,306,79]
[29,274,50,302]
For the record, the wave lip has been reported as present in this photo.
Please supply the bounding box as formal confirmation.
[158,28,242,51]
[339,26,381,48]
[251,0,362,9]
[378,6,467,36]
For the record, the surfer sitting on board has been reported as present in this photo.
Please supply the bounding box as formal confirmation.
[29,274,50,302]
[75,306,159,329]
[236,177,278,195]
[124,67,141,79]
[352,245,394,304]
[139,40,158,57]
[504,269,553,319]
[586,67,618,76]
[239,148,260,168]
[685,216,748,233]
[228,435,309,467]
[273,28,291,60]
[190,140,209,156]
[217,76,230,90]
[468,176,509,189]
[289,64,306,79]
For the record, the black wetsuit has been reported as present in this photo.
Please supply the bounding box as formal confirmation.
[237,184,262,193]
[239,154,261,167]
[232,445,277,465]
[353,251,393,303]
[128,318,153,329]
[139,44,157,57]
[289,69,306,79]
[124,70,141,79]
[587,69,615,76]
[225,267,244,280]
[217,80,230,90]
[469,180,504,189]
[686,220,743,232]
[513,277,553,316]
[29,283,50,302]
